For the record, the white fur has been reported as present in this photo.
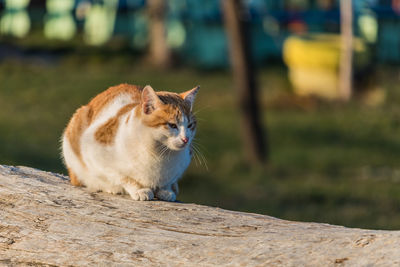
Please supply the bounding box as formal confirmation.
[62,93,194,201]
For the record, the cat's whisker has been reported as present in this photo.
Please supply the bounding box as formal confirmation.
[194,150,203,167]
[158,146,170,159]
[198,151,209,171]
[194,147,207,170]
[191,143,208,171]
[191,146,201,167]
[195,144,209,169]
[192,139,206,150]
[192,140,209,156]
[165,148,172,161]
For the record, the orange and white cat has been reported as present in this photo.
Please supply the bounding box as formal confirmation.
[61,83,199,201]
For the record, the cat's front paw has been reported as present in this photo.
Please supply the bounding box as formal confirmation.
[130,188,154,201]
[156,189,176,202]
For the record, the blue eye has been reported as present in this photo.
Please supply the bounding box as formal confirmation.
[168,123,178,129]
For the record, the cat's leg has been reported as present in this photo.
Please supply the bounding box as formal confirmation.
[125,186,154,201]
[171,182,179,195]
[104,185,124,195]
[96,174,124,194]
[156,184,177,202]
[122,177,154,201]
[84,176,112,193]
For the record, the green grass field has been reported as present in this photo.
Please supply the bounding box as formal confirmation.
[1,50,400,230]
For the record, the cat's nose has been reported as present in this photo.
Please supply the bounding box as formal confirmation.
[181,137,189,144]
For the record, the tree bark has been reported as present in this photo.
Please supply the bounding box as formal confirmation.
[339,0,353,101]
[1,165,400,266]
[147,0,172,68]
[221,0,267,164]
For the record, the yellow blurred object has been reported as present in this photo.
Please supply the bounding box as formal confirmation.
[84,0,118,46]
[44,15,76,41]
[0,0,31,38]
[46,0,75,13]
[167,20,186,49]
[0,11,30,38]
[4,0,30,9]
[283,34,370,99]
[358,14,378,43]
[44,0,76,40]
[288,68,338,99]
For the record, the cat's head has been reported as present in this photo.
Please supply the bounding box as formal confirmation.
[139,85,199,151]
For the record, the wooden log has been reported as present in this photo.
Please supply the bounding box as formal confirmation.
[1,165,400,266]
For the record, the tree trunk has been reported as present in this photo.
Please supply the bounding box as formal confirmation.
[1,165,400,266]
[147,0,172,68]
[339,0,353,101]
[221,0,267,164]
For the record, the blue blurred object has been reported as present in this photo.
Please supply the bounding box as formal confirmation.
[183,22,228,68]
[4,0,400,66]
[370,0,400,63]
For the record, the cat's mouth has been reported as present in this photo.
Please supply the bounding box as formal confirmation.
[169,140,189,151]
[156,141,186,153]
[175,143,187,149]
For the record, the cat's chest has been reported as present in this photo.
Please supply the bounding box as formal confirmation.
[128,148,191,185]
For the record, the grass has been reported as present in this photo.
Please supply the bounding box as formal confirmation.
[1,47,400,230]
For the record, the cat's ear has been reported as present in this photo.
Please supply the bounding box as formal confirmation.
[180,85,200,110]
[142,85,161,115]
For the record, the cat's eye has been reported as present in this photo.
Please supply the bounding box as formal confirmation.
[188,123,194,129]
[168,123,178,129]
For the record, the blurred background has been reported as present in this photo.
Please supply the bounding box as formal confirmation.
[2,0,400,230]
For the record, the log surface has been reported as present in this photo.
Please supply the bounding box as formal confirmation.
[0,165,400,266]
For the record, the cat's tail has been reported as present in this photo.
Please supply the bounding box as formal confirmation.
[68,168,83,187]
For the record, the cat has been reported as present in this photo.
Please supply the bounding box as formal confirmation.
[61,83,199,201]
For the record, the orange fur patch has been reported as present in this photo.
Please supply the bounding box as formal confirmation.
[68,168,82,187]
[88,84,142,122]
[95,103,137,145]
[64,106,91,166]
[64,84,143,166]
[141,106,180,128]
